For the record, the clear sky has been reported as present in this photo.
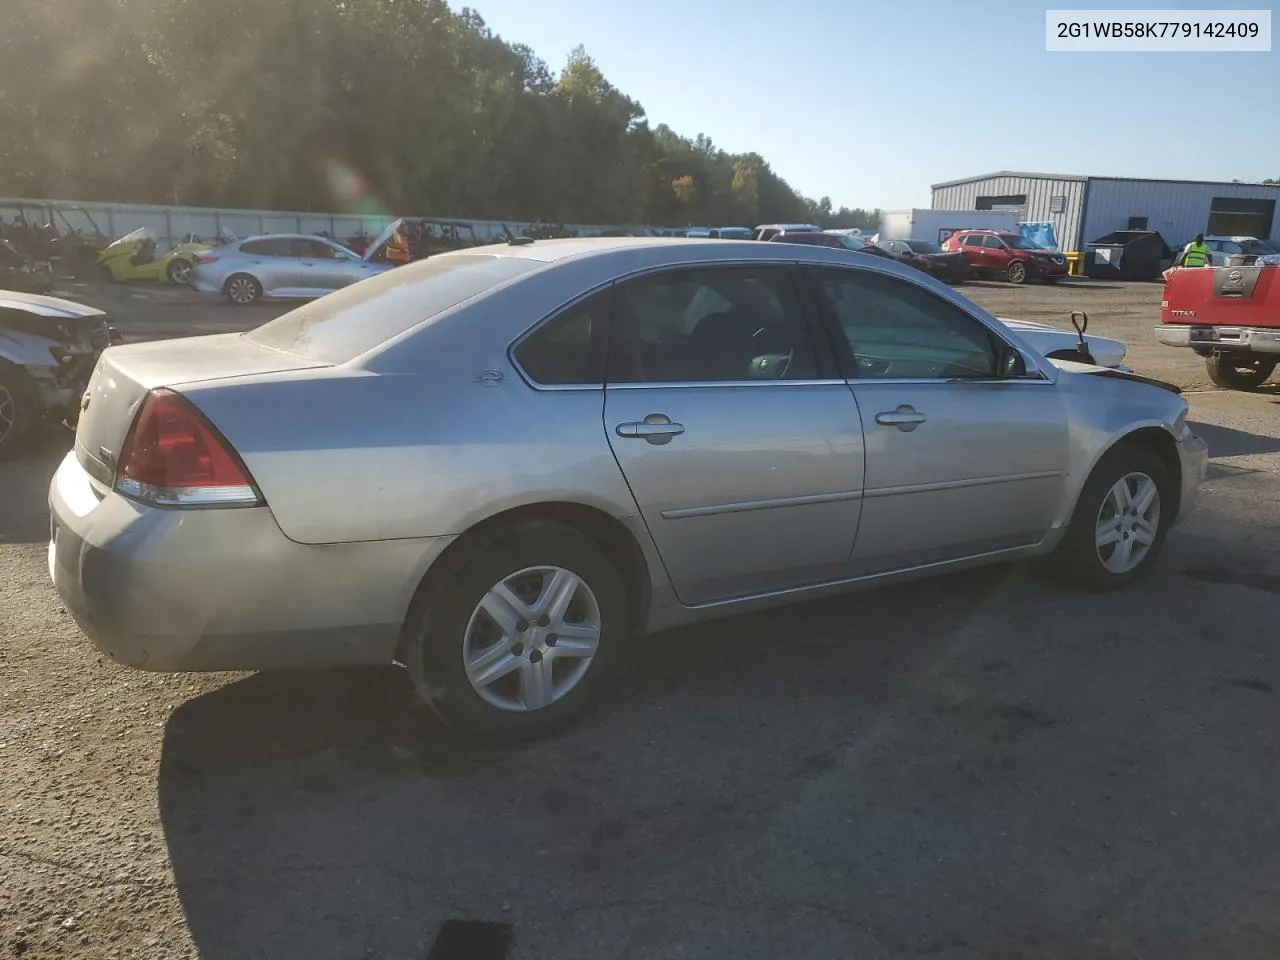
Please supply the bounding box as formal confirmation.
[467,0,1279,209]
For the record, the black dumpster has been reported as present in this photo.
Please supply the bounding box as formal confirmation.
[1084,230,1173,280]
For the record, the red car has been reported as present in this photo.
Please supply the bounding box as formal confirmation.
[943,230,1068,285]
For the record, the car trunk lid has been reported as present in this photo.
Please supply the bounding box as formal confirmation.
[74,333,325,488]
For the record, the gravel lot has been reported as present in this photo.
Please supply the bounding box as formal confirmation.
[4,275,1280,959]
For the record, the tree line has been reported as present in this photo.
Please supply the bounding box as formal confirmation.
[0,0,879,231]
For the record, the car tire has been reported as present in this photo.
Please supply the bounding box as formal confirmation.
[167,259,193,285]
[224,273,262,305]
[404,521,630,742]
[0,360,39,461]
[1053,443,1172,591]
[1205,353,1276,391]
[1007,261,1027,284]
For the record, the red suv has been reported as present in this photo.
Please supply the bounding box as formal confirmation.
[943,230,1068,285]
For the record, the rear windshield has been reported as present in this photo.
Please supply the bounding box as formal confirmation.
[244,254,539,363]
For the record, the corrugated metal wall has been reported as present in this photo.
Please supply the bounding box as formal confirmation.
[1081,179,1280,249]
[931,175,1089,251]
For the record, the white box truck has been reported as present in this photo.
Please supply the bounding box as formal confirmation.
[878,209,1022,246]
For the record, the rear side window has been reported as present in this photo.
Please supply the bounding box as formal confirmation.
[240,239,287,256]
[982,235,1005,248]
[961,234,983,247]
[245,254,539,364]
[514,292,610,386]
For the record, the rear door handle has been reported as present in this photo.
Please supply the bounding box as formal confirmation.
[616,414,685,445]
[875,405,926,432]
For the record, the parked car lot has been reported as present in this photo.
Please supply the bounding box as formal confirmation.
[4,269,1280,957]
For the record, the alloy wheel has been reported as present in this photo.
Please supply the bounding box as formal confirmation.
[227,277,258,304]
[170,260,193,284]
[1095,471,1161,574]
[462,565,601,712]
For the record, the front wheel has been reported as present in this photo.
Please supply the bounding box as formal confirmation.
[0,361,38,461]
[1007,261,1027,284]
[1053,445,1172,590]
[1205,353,1276,391]
[405,522,630,742]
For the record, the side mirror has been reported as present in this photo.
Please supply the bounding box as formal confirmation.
[998,346,1027,378]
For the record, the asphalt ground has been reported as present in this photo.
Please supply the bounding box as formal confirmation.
[3,275,1280,959]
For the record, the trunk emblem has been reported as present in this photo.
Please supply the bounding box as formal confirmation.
[1228,269,1243,284]
[474,369,504,386]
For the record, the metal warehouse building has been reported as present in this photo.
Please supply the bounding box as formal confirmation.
[931,171,1280,254]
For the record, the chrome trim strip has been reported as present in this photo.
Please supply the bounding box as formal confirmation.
[608,378,847,390]
[685,543,1043,611]
[862,470,1063,499]
[661,489,864,520]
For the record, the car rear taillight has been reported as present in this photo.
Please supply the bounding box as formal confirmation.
[113,388,261,507]
[195,255,219,265]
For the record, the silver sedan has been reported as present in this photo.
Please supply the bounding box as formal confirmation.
[191,233,393,305]
[49,238,1209,741]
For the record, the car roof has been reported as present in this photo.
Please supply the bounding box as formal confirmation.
[238,233,344,244]
[0,289,106,318]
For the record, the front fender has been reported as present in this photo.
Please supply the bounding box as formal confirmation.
[1051,369,1189,531]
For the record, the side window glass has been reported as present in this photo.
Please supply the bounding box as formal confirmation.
[982,235,1005,248]
[514,294,608,386]
[610,268,818,384]
[811,269,997,380]
[962,235,983,247]
[240,239,273,256]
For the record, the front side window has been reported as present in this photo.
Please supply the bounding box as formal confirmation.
[609,267,818,384]
[808,268,999,380]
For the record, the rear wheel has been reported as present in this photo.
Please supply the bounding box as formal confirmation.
[404,522,630,742]
[1007,261,1027,284]
[1205,352,1276,391]
[1053,444,1171,590]
[0,361,38,461]
[167,258,193,285]
[224,273,262,305]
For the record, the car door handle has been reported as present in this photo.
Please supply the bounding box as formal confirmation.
[616,415,685,445]
[875,405,926,432]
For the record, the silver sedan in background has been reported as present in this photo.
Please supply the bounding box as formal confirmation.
[191,233,394,304]
[50,238,1208,742]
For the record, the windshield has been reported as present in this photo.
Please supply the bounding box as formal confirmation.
[1004,235,1043,250]
[905,240,943,254]
[1241,238,1280,255]
[245,254,540,363]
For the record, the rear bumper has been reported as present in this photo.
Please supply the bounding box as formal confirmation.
[47,451,454,672]
[1175,433,1209,525]
[1154,324,1280,354]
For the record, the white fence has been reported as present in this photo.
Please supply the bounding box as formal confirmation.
[0,196,677,249]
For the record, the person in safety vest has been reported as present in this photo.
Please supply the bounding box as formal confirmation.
[1180,234,1211,268]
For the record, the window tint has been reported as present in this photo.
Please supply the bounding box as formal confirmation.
[961,234,983,247]
[245,254,540,364]
[240,238,286,256]
[810,268,998,379]
[514,295,607,386]
[982,235,1005,248]
[1220,241,1242,254]
[609,268,818,383]
[295,238,340,259]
